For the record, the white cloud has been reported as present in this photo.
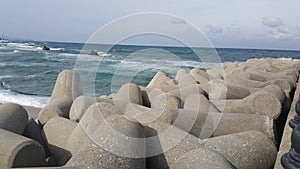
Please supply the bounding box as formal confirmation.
[276,27,289,33]
[271,32,291,40]
[266,28,297,40]
[206,25,223,33]
[262,17,283,27]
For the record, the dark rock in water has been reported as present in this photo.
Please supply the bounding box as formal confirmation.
[42,46,50,51]
[88,50,98,56]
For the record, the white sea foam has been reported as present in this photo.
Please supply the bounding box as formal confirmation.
[98,52,113,57]
[59,53,79,57]
[116,59,217,72]
[0,89,49,108]
[50,47,64,51]
[7,42,65,52]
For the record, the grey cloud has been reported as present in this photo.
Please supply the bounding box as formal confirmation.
[267,28,296,40]
[171,18,186,25]
[262,17,283,27]
[206,25,223,33]
[297,27,300,31]
[276,27,289,34]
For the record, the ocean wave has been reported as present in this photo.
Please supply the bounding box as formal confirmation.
[59,53,79,57]
[38,47,64,51]
[0,46,8,50]
[116,59,216,71]
[0,89,49,108]
[0,40,9,43]
[50,47,64,51]
[1,62,49,67]
[8,42,35,49]
[98,52,113,57]
[0,63,6,67]
[112,49,134,53]
[7,42,64,52]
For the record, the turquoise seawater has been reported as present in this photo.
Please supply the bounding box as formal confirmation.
[0,40,300,107]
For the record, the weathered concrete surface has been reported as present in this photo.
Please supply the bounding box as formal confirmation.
[225,69,293,91]
[211,91,283,119]
[146,71,171,88]
[124,103,274,141]
[0,128,45,168]
[0,103,28,134]
[169,148,236,169]
[145,121,276,169]
[23,118,51,157]
[203,130,277,169]
[113,83,143,114]
[69,96,98,122]
[274,82,300,168]
[149,89,180,109]
[66,102,119,155]
[189,68,210,84]
[175,68,188,82]
[66,115,146,169]
[184,94,220,113]
[38,98,73,125]
[42,117,77,165]
[50,70,82,102]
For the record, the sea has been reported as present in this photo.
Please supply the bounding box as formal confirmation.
[1,39,300,108]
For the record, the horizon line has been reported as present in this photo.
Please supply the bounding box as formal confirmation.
[5,37,300,52]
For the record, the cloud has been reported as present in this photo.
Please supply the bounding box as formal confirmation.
[271,32,291,40]
[266,28,296,40]
[276,27,289,34]
[206,25,223,33]
[261,17,283,28]
[297,27,300,31]
[171,18,186,25]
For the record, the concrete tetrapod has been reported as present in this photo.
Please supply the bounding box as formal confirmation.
[145,121,276,169]
[23,118,51,157]
[0,103,28,135]
[38,98,73,125]
[175,68,188,82]
[66,102,119,155]
[225,69,293,92]
[178,74,198,87]
[146,71,171,88]
[66,115,146,169]
[169,148,236,169]
[50,70,82,102]
[166,84,206,103]
[202,130,277,169]
[184,94,220,113]
[0,128,45,168]
[211,91,283,119]
[148,89,181,109]
[113,83,143,114]
[42,117,77,165]
[246,69,297,85]
[126,104,275,141]
[189,68,210,84]
[206,82,252,100]
[69,96,98,122]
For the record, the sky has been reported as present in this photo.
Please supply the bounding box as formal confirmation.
[1,0,300,50]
